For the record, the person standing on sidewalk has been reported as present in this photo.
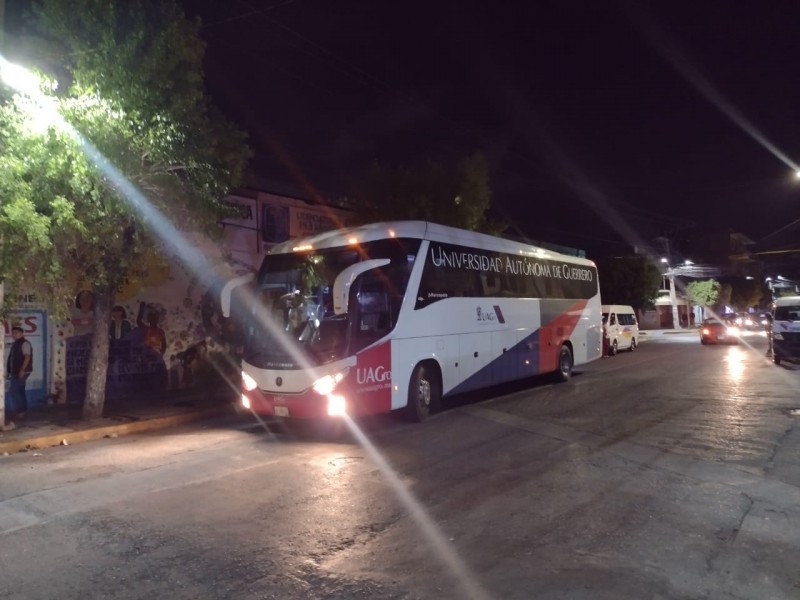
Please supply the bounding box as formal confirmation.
[5,325,32,430]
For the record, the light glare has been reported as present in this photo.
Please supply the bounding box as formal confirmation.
[327,394,347,416]
[0,57,41,96]
[313,372,344,395]
[242,371,257,391]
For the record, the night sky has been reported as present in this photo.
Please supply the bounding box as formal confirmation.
[8,1,800,254]
[180,0,800,253]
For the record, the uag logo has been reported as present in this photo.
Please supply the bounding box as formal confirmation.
[476,306,505,323]
[357,366,391,384]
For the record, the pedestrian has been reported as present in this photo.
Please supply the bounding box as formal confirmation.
[108,305,132,342]
[763,313,773,357]
[5,325,32,430]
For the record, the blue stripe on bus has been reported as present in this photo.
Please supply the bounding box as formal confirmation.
[448,329,542,396]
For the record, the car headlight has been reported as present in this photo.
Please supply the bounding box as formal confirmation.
[726,326,740,336]
[312,370,348,395]
[701,328,710,335]
[242,371,257,391]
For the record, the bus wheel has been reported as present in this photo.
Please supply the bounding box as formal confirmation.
[554,345,573,382]
[406,362,440,422]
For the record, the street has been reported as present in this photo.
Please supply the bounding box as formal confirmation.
[1,332,799,600]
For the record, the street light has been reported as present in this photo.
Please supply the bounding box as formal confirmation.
[0,56,41,94]
[659,258,684,329]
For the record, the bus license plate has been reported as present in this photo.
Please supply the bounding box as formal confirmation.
[274,406,289,417]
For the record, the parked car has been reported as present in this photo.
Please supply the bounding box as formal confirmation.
[700,318,740,345]
[601,304,639,355]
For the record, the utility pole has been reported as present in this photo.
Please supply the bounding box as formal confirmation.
[668,271,681,329]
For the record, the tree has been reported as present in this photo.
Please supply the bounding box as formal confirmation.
[716,283,732,313]
[0,0,251,419]
[595,256,662,311]
[685,280,720,320]
[729,278,764,311]
[352,153,506,234]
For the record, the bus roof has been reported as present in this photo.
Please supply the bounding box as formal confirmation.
[267,220,597,267]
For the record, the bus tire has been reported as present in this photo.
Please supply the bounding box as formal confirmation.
[553,345,573,382]
[406,362,441,422]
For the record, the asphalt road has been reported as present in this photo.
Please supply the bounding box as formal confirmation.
[1,332,799,600]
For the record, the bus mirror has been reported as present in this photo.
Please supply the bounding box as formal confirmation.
[220,273,255,317]
[333,259,390,315]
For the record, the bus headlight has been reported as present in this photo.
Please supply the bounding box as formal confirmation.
[327,394,347,416]
[242,371,257,391]
[312,371,347,395]
[241,393,251,409]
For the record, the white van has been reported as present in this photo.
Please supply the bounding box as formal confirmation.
[602,304,639,355]
[771,296,800,365]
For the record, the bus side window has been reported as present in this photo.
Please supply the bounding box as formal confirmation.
[481,273,501,296]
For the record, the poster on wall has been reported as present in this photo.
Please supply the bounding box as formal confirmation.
[3,310,48,408]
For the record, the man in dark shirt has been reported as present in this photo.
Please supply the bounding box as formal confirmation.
[5,325,32,430]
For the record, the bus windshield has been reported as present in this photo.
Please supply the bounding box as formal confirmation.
[242,238,420,368]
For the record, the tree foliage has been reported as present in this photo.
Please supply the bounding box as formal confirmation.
[716,283,732,312]
[0,0,251,418]
[685,280,720,308]
[595,255,662,310]
[352,153,506,234]
[728,278,764,311]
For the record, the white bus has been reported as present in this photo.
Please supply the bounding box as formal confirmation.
[222,221,603,421]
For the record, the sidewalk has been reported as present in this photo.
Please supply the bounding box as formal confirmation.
[640,327,698,338]
[0,385,238,455]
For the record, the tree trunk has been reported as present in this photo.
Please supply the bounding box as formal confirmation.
[82,289,112,420]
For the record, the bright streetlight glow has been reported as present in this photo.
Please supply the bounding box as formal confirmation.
[0,56,42,96]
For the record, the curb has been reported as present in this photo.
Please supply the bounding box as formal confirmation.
[0,404,235,455]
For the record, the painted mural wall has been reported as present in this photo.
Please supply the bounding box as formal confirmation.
[53,231,241,404]
[6,190,354,406]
